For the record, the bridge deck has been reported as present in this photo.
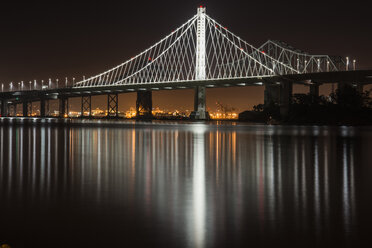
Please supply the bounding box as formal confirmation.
[1,70,372,101]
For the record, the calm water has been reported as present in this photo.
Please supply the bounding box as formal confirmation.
[1,120,372,247]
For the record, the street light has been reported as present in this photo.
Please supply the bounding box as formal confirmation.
[353,59,356,71]
[346,57,349,71]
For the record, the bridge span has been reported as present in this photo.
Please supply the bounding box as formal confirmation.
[1,6,371,119]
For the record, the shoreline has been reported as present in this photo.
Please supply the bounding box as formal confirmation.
[1,116,372,128]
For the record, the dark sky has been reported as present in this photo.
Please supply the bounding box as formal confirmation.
[1,0,371,112]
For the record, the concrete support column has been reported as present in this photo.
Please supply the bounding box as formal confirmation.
[7,104,14,117]
[12,104,17,117]
[40,99,46,117]
[59,97,68,118]
[264,83,280,106]
[0,99,8,117]
[22,101,29,117]
[337,82,352,94]
[81,96,92,118]
[136,91,152,118]
[309,84,319,97]
[190,86,209,120]
[279,81,293,118]
[107,94,119,118]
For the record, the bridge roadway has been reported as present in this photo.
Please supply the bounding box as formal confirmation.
[1,70,372,119]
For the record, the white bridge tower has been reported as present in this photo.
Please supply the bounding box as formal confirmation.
[191,6,209,120]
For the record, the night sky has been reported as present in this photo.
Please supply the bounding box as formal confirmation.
[1,0,371,112]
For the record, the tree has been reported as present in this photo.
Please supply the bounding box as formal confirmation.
[330,85,371,109]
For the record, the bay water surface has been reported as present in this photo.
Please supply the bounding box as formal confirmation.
[1,120,371,247]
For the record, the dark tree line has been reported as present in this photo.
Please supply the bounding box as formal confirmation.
[249,85,372,125]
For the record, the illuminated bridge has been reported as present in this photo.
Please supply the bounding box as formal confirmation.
[1,6,372,119]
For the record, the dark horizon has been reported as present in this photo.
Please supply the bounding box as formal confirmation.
[1,0,371,111]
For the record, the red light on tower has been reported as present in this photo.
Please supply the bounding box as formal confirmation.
[200,5,203,8]
[261,51,265,54]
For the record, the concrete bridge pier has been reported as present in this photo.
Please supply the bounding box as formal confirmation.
[136,91,152,118]
[309,84,320,97]
[11,104,16,117]
[0,99,8,117]
[337,82,348,93]
[264,81,293,117]
[22,101,32,117]
[190,86,209,120]
[40,99,46,117]
[59,97,68,118]
[107,94,119,118]
[264,83,280,106]
[81,96,92,118]
[279,81,293,117]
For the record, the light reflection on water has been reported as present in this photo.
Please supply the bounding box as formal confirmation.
[0,122,371,247]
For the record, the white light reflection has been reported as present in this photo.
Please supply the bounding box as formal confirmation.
[81,129,86,195]
[267,135,275,225]
[8,126,13,196]
[0,127,3,184]
[19,127,24,198]
[40,128,46,194]
[54,127,59,184]
[63,128,69,193]
[277,139,283,220]
[46,127,52,198]
[190,124,207,248]
[349,142,356,230]
[342,140,354,235]
[32,127,37,196]
[293,137,300,229]
[301,140,307,228]
[96,128,102,202]
[314,140,320,236]
[324,139,330,230]
[28,126,32,189]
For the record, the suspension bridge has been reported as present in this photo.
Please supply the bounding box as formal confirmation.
[1,6,371,119]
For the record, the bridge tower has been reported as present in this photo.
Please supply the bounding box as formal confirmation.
[190,6,209,120]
